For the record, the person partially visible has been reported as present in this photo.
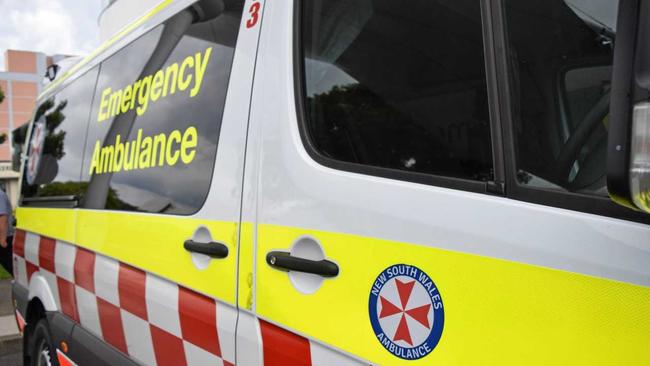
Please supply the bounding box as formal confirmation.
[0,188,14,276]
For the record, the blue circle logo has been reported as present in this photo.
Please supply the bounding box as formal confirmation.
[368,264,444,360]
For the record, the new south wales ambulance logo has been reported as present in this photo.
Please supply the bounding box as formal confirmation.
[26,117,46,185]
[369,264,444,360]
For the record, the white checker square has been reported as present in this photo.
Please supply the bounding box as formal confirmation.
[13,256,28,287]
[94,255,120,306]
[54,241,76,282]
[310,340,366,366]
[145,273,181,337]
[40,270,61,311]
[76,286,102,338]
[24,232,40,265]
[121,310,156,366]
[184,340,224,366]
[216,302,237,364]
[235,313,262,366]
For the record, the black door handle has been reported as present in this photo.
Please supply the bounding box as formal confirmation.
[184,240,229,258]
[266,251,339,278]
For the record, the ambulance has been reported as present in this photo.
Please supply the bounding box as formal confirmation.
[7,0,650,365]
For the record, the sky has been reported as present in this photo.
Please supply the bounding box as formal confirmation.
[0,0,102,71]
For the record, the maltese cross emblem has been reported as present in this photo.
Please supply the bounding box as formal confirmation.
[369,264,444,360]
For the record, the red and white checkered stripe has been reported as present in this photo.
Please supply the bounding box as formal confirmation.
[256,320,367,366]
[13,229,235,366]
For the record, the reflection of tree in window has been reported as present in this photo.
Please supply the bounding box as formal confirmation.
[12,123,29,172]
[37,182,135,210]
[39,98,67,161]
[21,98,70,198]
[308,83,491,181]
[20,67,101,205]
[25,99,135,208]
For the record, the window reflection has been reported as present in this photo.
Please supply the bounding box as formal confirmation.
[302,0,493,181]
[82,2,243,214]
[21,67,99,200]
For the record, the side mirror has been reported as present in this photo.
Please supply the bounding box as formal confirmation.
[608,0,650,213]
[45,64,60,81]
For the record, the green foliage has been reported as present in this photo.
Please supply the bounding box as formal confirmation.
[37,181,137,211]
[0,265,10,280]
[37,181,87,197]
[36,98,68,160]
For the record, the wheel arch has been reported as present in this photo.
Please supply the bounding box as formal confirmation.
[27,273,59,312]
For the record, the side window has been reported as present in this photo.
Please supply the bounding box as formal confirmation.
[81,3,243,214]
[20,67,99,204]
[12,124,29,173]
[504,0,616,196]
[300,0,493,183]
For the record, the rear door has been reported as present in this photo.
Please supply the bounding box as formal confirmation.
[243,1,650,365]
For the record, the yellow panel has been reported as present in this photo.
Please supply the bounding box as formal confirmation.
[255,224,650,365]
[76,210,238,304]
[16,207,76,243]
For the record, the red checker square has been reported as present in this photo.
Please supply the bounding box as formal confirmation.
[260,320,312,366]
[38,237,56,273]
[57,278,79,322]
[178,286,221,357]
[97,297,128,354]
[26,262,39,283]
[13,230,25,257]
[118,263,147,320]
[150,324,188,366]
[74,247,95,293]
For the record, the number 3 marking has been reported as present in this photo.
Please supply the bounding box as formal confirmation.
[246,2,261,29]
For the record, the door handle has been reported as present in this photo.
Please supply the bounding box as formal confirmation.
[266,251,339,278]
[184,240,229,258]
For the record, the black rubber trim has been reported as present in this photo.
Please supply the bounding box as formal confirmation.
[20,195,79,208]
[68,319,140,366]
[45,312,75,359]
[184,240,229,258]
[38,310,139,366]
[12,282,29,317]
[491,0,650,224]
[636,0,650,90]
[267,251,339,277]
[292,0,493,195]
[608,0,641,209]
[480,0,507,195]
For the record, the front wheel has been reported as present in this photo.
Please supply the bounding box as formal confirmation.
[27,319,59,366]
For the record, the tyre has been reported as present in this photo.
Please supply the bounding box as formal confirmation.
[27,318,59,366]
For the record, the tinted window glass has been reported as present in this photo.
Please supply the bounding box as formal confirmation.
[301,0,493,182]
[20,67,99,202]
[82,4,242,214]
[12,123,29,173]
[505,0,616,195]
